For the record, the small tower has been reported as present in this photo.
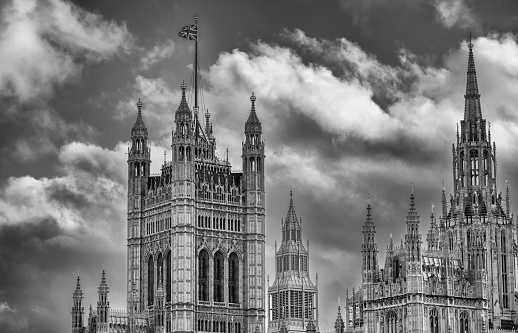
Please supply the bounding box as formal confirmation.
[333,305,345,333]
[127,98,150,312]
[361,202,378,284]
[97,269,110,332]
[426,206,440,251]
[72,275,85,333]
[243,92,266,332]
[405,190,422,269]
[242,92,265,197]
[268,192,318,333]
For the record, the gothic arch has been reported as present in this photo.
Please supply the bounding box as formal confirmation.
[198,249,209,301]
[459,311,468,333]
[166,251,171,302]
[386,311,397,333]
[228,252,239,304]
[147,255,154,305]
[214,251,224,302]
[429,308,439,333]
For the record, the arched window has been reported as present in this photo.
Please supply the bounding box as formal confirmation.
[179,146,185,161]
[166,251,171,302]
[214,251,224,302]
[250,157,255,171]
[257,157,261,172]
[229,253,239,304]
[187,146,191,161]
[430,308,439,333]
[470,150,479,186]
[148,255,154,305]
[386,311,397,333]
[459,311,468,333]
[199,250,209,301]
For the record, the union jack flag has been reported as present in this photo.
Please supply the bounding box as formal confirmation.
[179,24,197,41]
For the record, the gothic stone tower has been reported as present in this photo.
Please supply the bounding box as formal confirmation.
[445,38,516,329]
[72,275,85,333]
[268,192,318,333]
[126,89,266,333]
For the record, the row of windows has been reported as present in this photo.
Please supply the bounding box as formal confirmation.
[197,320,241,333]
[197,215,241,232]
[282,229,301,242]
[146,217,172,235]
[456,149,494,187]
[147,252,172,305]
[276,255,308,273]
[199,250,239,304]
[173,144,213,161]
[270,291,314,320]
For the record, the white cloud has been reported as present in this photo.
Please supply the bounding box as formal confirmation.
[433,0,478,29]
[0,0,133,101]
[140,39,175,70]
[0,302,14,313]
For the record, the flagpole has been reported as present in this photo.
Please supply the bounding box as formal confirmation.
[194,15,198,111]
[194,15,199,140]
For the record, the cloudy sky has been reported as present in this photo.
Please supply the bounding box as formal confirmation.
[1,0,518,332]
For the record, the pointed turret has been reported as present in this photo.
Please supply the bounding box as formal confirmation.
[174,82,194,139]
[405,190,422,264]
[464,35,482,123]
[334,305,345,333]
[242,92,265,198]
[362,202,378,284]
[441,184,447,219]
[245,92,262,136]
[97,269,110,328]
[283,191,301,242]
[72,275,84,333]
[427,205,440,251]
[132,98,148,139]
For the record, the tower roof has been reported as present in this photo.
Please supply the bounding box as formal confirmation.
[175,81,192,121]
[285,190,298,226]
[73,275,83,299]
[245,92,262,134]
[464,34,482,122]
[98,269,109,295]
[131,98,148,138]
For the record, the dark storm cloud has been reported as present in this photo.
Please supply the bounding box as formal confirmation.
[0,217,126,333]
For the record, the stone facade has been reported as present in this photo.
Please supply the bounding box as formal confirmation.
[71,88,266,333]
[335,40,517,333]
[268,193,319,333]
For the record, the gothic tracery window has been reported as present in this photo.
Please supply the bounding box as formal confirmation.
[228,253,239,304]
[459,311,468,333]
[430,308,439,333]
[214,251,224,302]
[198,250,209,301]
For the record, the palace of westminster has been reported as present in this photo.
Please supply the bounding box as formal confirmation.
[71,39,518,333]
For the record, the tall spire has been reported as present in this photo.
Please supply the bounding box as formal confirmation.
[464,33,482,122]
[245,92,262,134]
[131,98,148,138]
[284,191,301,242]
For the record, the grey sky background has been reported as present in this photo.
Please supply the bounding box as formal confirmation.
[1,0,518,332]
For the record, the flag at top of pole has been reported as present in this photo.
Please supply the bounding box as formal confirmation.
[178,23,197,41]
